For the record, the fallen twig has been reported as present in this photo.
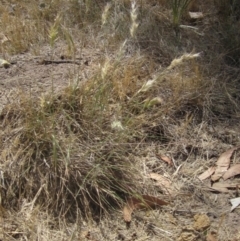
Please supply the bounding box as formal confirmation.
[39,59,81,65]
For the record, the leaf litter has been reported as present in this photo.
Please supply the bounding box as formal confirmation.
[199,147,240,194]
[211,147,239,182]
[198,166,216,181]
[230,197,240,212]
[157,154,173,166]
[148,172,176,195]
[223,164,240,180]
[123,195,169,223]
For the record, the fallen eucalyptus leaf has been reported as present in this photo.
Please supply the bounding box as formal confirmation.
[157,155,173,166]
[230,197,240,211]
[211,147,239,181]
[198,166,216,181]
[123,195,168,222]
[223,163,240,180]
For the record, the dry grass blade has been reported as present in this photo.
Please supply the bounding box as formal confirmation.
[211,147,239,181]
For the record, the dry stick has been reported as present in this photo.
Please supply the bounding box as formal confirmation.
[39,59,81,65]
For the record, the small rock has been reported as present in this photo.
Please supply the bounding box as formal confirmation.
[193,213,210,231]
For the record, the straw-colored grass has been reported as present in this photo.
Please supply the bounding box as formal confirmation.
[1,0,240,240]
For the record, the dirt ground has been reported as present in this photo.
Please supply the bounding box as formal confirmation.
[0,43,103,111]
[1,43,240,241]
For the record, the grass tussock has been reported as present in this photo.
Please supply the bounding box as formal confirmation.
[0,0,240,240]
[0,50,208,220]
[1,89,139,219]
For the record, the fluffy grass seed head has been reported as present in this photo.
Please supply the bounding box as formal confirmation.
[102,2,111,26]
[137,78,156,93]
[101,58,110,80]
[167,52,202,70]
[111,120,124,131]
[130,1,139,38]
[49,14,62,48]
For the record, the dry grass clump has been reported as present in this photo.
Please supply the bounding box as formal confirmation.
[1,0,238,70]
[202,1,240,119]
[0,51,208,221]
[1,2,240,240]
[0,0,107,54]
[0,85,142,219]
[1,204,73,241]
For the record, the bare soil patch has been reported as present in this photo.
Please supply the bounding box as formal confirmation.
[0,43,102,111]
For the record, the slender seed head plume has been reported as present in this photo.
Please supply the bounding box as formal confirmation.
[101,58,110,80]
[102,2,111,26]
[130,1,139,38]
[168,52,201,69]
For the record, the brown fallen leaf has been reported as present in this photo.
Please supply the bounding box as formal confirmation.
[223,164,240,180]
[212,182,240,189]
[198,166,216,181]
[123,195,168,222]
[203,184,229,193]
[157,155,173,166]
[206,231,218,241]
[123,202,134,223]
[230,197,240,211]
[211,183,229,193]
[149,172,171,184]
[210,187,229,193]
[211,147,239,182]
[148,172,175,194]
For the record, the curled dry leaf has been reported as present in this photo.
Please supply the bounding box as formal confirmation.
[223,164,240,180]
[149,172,170,183]
[123,195,168,222]
[198,166,216,181]
[211,147,239,182]
[157,155,173,166]
[123,202,134,223]
[206,231,218,241]
[149,172,174,194]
